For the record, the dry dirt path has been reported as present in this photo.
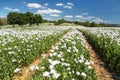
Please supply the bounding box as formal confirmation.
[84,36,114,80]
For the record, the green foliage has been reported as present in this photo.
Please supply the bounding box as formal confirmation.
[17,13,27,27]
[7,12,19,28]
[7,12,43,27]
[98,23,108,27]
[84,21,90,27]
[54,21,60,25]
[0,28,69,80]
[34,14,42,25]
[58,18,66,23]
[0,19,2,29]
[54,18,67,25]
[74,21,108,27]
[90,22,96,27]
[25,12,34,26]
[78,29,120,74]
[0,19,2,26]
[42,19,49,23]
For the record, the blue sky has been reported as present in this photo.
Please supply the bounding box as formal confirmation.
[0,0,120,24]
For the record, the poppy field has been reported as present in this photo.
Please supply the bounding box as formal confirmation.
[0,26,119,80]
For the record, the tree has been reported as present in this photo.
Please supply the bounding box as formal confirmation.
[54,21,60,25]
[25,12,34,26]
[0,19,2,29]
[99,23,108,27]
[74,21,83,25]
[90,22,96,27]
[7,12,19,28]
[42,19,49,23]
[54,18,66,25]
[83,21,90,27]
[34,14,42,25]
[17,13,27,27]
[58,18,66,24]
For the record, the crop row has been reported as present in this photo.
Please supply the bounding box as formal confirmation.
[29,30,97,80]
[78,28,120,74]
[0,28,69,80]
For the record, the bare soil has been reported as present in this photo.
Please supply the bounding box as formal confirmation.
[84,37,114,80]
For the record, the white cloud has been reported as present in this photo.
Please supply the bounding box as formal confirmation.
[23,2,26,4]
[56,2,74,9]
[44,3,49,6]
[93,18,104,23]
[88,16,95,19]
[12,9,20,12]
[77,16,105,23]
[44,17,52,21]
[64,15,73,18]
[41,5,48,9]
[40,3,49,9]
[56,3,64,6]
[82,13,88,15]
[4,7,20,12]
[80,16,105,23]
[0,16,6,18]
[41,6,46,9]
[26,3,42,8]
[67,2,74,6]
[64,6,72,9]
[50,14,60,17]
[4,7,12,11]
[63,2,74,9]
[36,8,63,14]
[75,15,83,18]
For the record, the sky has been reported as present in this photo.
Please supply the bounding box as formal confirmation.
[0,0,120,24]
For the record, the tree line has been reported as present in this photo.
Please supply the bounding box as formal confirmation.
[73,21,109,27]
[53,18,108,27]
[7,12,42,27]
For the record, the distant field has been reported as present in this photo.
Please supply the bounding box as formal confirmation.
[0,22,77,29]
